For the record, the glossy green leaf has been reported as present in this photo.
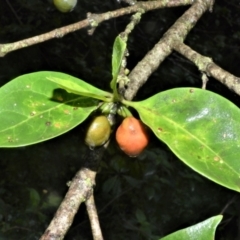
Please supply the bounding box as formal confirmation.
[126,88,240,192]
[160,215,222,240]
[47,72,113,102]
[0,71,98,147]
[110,36,126,95]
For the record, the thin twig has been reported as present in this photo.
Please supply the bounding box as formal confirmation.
[174,43,240,95]
[86,194,104,240]
[0,0,193,57]
[5,0,23,25]
[201,73,209,89]
[219,195,238,215]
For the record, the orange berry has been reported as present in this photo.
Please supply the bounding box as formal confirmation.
[116,117,149,157]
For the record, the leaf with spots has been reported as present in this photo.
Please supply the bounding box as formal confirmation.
[126,88,240,192]
[0,71,99,147]
[160,215,222,240]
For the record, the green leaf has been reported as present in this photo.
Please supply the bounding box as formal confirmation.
[28,188,41,208]
[126,88,240,192]
[110,36,127,97]
[135,209,147,223]
[0,71,98,147]
[102,176,118,193]
[160,215,222,240]
[47,72,113,102]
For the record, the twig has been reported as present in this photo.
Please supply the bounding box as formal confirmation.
[118,10,145,95]
[174,43,240,95]
[219,195,238,215]
[40,147,106,240]
[201,73,209,89]
[0,0,193,57]
[124,0,212,100]
[86,194,104,240]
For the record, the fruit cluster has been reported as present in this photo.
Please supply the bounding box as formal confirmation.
[84,114,149,157]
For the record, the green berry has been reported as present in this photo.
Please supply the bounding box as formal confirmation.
[53,0,77,13]
[85,115,111,148]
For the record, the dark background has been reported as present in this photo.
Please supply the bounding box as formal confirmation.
[0,0,240,239]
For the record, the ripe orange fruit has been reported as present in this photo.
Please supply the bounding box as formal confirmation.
[116,117,149,157]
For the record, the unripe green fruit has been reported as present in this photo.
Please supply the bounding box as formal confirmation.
[53,0,77,13]
[85,115,111,148]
